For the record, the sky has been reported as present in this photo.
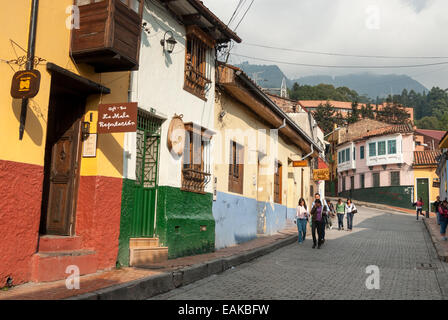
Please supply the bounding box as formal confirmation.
[202,0,448,90]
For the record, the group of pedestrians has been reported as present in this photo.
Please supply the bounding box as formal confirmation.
[433,196,448,241]
[295,193,357,249]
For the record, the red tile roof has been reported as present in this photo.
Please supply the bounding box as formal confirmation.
[413,150,441,166]
[415,129,447,142]
[353,123,414,142]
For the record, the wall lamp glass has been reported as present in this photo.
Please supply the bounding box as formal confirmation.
[160,31,177,54]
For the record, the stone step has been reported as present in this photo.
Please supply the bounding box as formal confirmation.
[129,238,159,248]
[129,247,168,267]
[38,235,83,252]
[31,250,97,283]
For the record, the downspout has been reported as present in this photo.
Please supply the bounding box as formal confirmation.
[19,0,39,140]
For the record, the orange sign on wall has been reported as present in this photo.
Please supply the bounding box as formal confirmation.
[292,160,308,167]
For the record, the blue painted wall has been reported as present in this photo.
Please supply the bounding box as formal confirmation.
[213,191,296,249]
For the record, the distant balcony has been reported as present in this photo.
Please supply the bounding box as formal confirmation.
[71,0,144,72]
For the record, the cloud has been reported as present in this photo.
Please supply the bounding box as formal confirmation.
[202,0,448,90]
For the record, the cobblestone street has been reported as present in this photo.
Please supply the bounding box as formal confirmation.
[152,206,448,300]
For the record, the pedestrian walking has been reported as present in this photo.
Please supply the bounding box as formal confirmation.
[434,196,442,225]
[310,199,326,249]
[438,200,448,241]
[312,193,329,240]
[325,201,335,230]
[336,198,345,230]
[345,199,357,231]
[415,197,424,220]
[295,198,309,244]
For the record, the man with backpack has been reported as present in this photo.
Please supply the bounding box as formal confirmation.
[311,193,329,243]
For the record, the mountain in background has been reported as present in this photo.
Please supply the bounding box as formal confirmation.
[235,62,428,99]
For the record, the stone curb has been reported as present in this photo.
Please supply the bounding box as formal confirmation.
[326,197,412,215]
[423,219,448,263]
[68,234,297,300]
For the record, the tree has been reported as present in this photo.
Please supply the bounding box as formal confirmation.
[376,103,411,124]
[346,102,360,124]
[312,102,338,135]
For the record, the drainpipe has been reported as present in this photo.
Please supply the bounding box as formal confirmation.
[19,0,39,140]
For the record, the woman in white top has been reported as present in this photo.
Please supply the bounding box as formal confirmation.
[296,198,309,243]
[345,199,357,231]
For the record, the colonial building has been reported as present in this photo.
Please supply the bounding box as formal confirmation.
[116,0,241,267]
[437,132,448,201]
[213,65,323,249]
[267,93,327,198]
[337,122,441,210]
[1,0,143,285]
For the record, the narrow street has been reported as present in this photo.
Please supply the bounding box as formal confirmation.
[152,207,448,300]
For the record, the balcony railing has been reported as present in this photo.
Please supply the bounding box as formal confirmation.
[181,167,211,194]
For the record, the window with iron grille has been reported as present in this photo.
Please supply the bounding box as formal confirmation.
[181,123,212,194]
[360,173,365,189]
[391,171,400,186]
[184,26,213,100]
[228,140,244,194]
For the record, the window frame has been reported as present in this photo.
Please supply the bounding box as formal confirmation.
[274,161,283,204]
[360,145,365,159]
[388,139,397,155]
[228,140,244,195]
[390,171,400,186]
[181,123,212,194]
[184,26,214,101]
[373,172,380,188]
[369,142,376,157]
[378,141,386,156]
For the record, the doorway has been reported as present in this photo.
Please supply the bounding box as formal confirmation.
[416,178,430,212]
[40,88,85,236]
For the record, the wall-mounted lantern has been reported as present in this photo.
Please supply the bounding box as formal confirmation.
[82,121,90,140]
[160,31,177,54]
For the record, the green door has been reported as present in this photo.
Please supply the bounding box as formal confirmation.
[131,111,163,238]
[416,178,429,212]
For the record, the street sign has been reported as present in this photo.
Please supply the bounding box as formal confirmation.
[292,160,308,167]
[11,70,41,99]
[313,168,330,181]
[97,102,137,134]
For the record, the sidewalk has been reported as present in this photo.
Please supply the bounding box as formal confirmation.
[0,224,297,300]
[424,216,448,262]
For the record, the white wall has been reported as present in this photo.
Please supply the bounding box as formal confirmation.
[124,0,216,193]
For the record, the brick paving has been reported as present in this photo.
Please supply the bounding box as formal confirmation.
[424,215,448,262]
[152,207,448,300]
[0,224,296,300]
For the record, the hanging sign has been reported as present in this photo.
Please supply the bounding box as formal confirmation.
[167,114,186,156]
[97,102,137,134]
[292,160,308,167]
[313,168,330,181]
[11,70,41,99]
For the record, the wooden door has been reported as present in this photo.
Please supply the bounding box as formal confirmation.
[274,161,282,204]
[45,119,82,235]
[416,178,430,212]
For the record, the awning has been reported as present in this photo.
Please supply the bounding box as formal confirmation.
[46,62,110,96]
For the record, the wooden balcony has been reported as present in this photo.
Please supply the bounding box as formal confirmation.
[71,0,144,72]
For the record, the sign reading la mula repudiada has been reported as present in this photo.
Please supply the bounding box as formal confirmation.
[97,102,137,134]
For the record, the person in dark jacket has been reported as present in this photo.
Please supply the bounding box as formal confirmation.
[434,196,442,225]
[310,199,326,249]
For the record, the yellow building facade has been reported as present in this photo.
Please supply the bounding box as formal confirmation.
[0,0,138,285]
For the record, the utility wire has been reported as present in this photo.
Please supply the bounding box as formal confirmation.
[239,42,448,60]
[229,53,448,69]
[228,0,245,26]
[234,0,255,31]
